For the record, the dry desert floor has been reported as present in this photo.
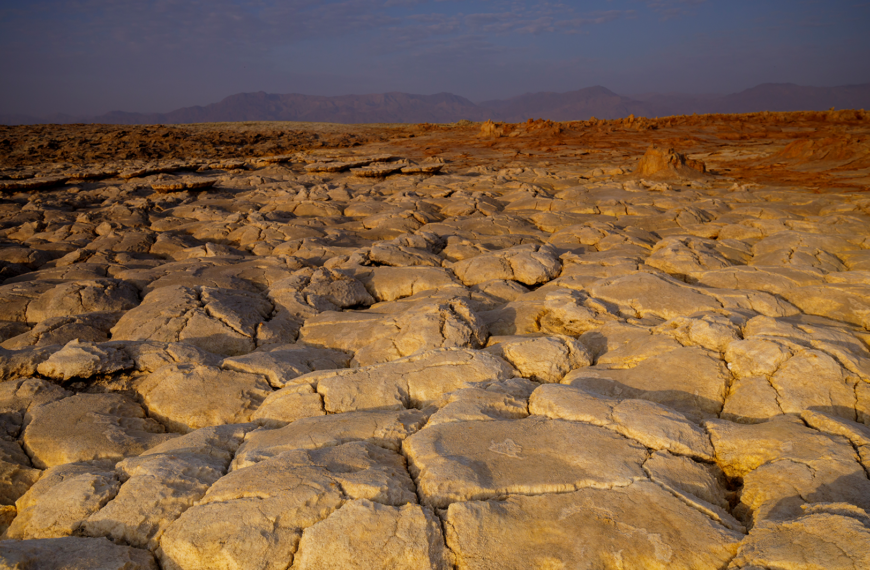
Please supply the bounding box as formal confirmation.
[0,111,868,569]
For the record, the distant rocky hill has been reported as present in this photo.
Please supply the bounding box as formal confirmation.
[3,83,869,125]
[93,92,490,125]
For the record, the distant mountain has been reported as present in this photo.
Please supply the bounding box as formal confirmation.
[3,83,869,125]
[480,86,647,122]
[708,83,870,114]
[94,91,490,125]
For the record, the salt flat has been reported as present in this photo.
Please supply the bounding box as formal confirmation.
[0,111,868,569]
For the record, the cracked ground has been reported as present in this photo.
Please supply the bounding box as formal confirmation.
[0,110,869,568]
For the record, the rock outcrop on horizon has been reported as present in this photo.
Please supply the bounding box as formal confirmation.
[0,110,868,568]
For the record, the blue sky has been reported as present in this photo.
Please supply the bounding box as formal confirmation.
[1,0,868,116]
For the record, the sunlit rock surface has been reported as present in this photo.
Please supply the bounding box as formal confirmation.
[0,111,869,567]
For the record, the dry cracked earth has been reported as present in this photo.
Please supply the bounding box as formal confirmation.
[0,111,868,569]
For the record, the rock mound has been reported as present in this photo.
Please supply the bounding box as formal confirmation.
[636,144,707,178]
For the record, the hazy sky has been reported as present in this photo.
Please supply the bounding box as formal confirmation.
[1,0,868,116]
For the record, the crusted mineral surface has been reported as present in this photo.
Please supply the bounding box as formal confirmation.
[0,111,869,568]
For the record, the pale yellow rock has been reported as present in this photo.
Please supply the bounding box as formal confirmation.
[721,375,784,423]
[220,345,350,388]
[82,424,253,549]
[444,481,742,570]
[22,393,174,468]
[6,461,119,539]
[232,409,428,469]
[24,279,139,324]
[529,384,714,460]
[646,235,734,277]
[251,385,325,428]
[729,513,870,570]
[35,339,133,381]
[298,298,487,367]
[426,378,536,427]
[588,272,722,320]
[724,338,792,379]
[0,536,158,570]
[111,340,221,373]
[112,285,272,356]
[403,416,648,508]
[295,266,374,309]
[611,399,714,460]
[783,284,870,329]
[451,244,561,286]
[707,415,870,525]
[528,383,617,425]
[359,266,460,302]
[586,322,683,367]
[643,451,744,532]
[801,409,870,447]
[135,364,273,433]
[563,346,730,421]
[769,349,857,419]
[694,265,824,296]
[158,442,415,570]
[308,348,516,412]
[484,334,591,382]
[292,499,453,570]
[644,451,730,510]
[654,313,741,352]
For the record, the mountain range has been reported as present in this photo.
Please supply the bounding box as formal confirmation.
[3,83,869,126]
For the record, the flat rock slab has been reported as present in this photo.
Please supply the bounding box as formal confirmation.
[589,272,723,320]
[306,348,516,412]
[529,384,714,460]
[6,461,120,540]
[158,442,415,570]
[451,245,561,286]
[82,424,254,549]
[36,339,133,381]
[25,279,140,324]
[403,416,648,508]
[293,499,453,570]
[707,415,870,525]
[444,481,742,570]
[485,334,591,383]
[232,409,428,469]
[729,512,870,569]
[112,285,273,357]
[22,393,175,469]
[221,345,351,388]
[135,364,272,433]
[298,298,487,367]
[564,346,730,421]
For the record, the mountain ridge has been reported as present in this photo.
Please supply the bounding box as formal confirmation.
[3,82,869,126]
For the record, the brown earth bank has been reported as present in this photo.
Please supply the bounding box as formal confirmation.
[0,109,868,569]
[2,109,868,192]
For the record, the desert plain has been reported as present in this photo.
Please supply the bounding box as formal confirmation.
[0,110,867,569]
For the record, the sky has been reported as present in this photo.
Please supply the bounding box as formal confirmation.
[1,0,869,117]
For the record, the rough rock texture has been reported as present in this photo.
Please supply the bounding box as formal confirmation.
[292,499,453,570]
[22,393,175,468]
[0,536,158,569]
[158,442,416,570]
[636,144,707,178]
[444,481,741,569]
[1,114,869,567]
[135,364,272,432]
